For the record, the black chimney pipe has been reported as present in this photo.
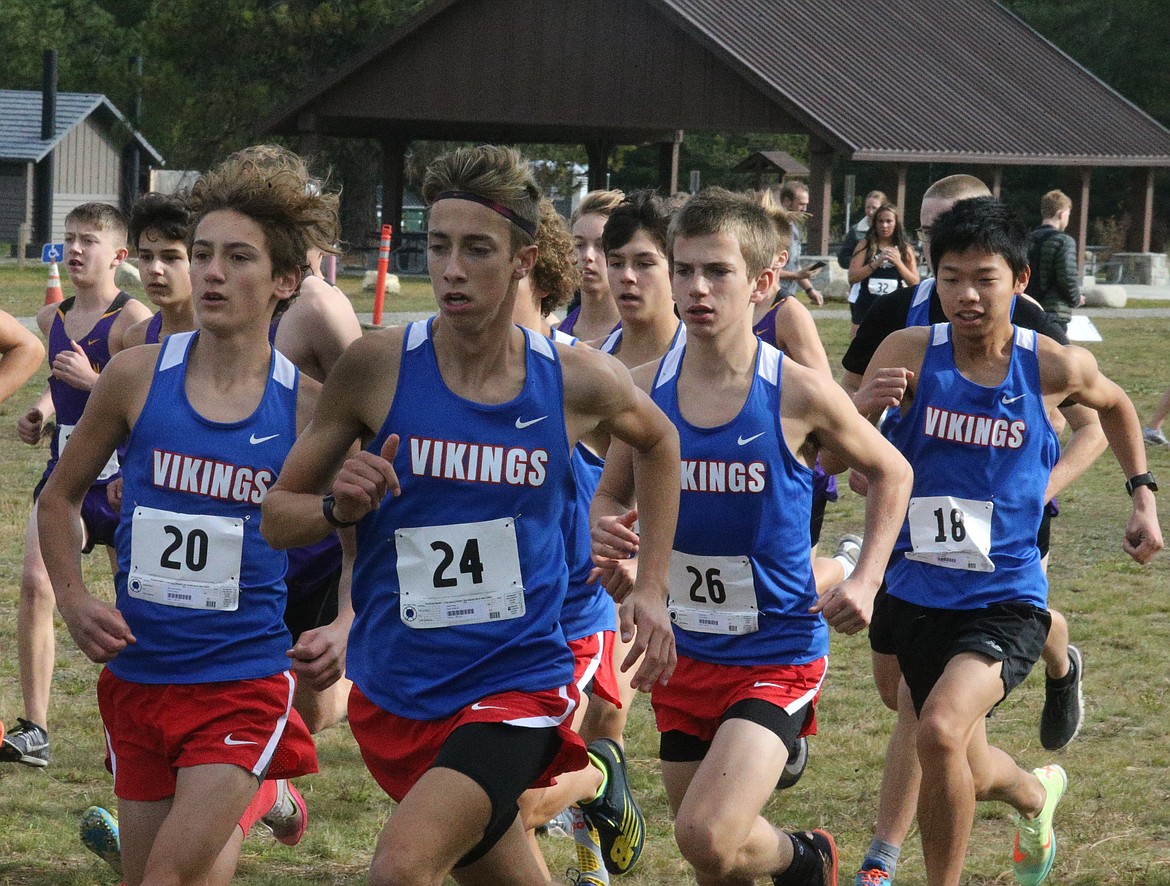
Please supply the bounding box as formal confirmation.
[34,49,58,247]
[123,54,144,208]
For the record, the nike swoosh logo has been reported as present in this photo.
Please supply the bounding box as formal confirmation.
[471,702,507,711]
[1001,394,1026,405]
[738,432,765,446]
[86,338,101,346]
[753,681,783,688]
[249,433,280,445]
[514,416,548,429]
[223,734,257,746]
[1012,831,1051,863]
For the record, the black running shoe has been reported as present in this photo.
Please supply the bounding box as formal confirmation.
[0,718,50,767]
[580,738,644,875]
[777,736,809,791]
[1040,644,1083,751]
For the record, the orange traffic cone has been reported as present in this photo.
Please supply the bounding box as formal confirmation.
[45,261,64,304]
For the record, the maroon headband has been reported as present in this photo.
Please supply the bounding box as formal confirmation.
[433,190,537,240]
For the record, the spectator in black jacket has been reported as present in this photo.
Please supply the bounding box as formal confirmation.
[1025,189,1082,331]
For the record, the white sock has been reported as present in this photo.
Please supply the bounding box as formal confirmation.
[833,554,856,581]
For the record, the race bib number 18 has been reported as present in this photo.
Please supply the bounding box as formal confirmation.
[906,495,995,572]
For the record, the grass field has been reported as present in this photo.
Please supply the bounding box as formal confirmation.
[0,264,437,320]
[0,277,1167,884]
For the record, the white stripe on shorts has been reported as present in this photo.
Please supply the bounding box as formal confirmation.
[574,630,606,694]
[781,655,829,718]
[504,684,577,729]
[250,670,296,778]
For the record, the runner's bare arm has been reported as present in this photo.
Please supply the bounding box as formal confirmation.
[567,351,679,689]
[109,298,154,356]
[772,298,832,377]
[38,348,155,662]
[1046,402,1106,501]
[1040,338,1163,563]
[275,277,363,381]
[18,385,54,444]
[262,329,403,549]
[785,361,913,634]
[35,302,57,338]
[119,315,151,351]
[0,311,45,403]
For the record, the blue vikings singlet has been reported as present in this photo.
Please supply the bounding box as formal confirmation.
[652,337,828,666]
[905,278,935,328]
[548,327,616,642]
[884,324,1059,610]
[109,331,299,683]
[159,310,344,591]
[350,320,576,719]
[44,293,132,484]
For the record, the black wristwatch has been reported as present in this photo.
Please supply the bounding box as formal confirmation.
[322,493,361,527]
[1125,472,1158,496]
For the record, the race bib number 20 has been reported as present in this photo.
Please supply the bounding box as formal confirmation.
[128,507,243,610]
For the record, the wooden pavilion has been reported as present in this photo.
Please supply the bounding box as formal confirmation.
[263,0,1170,265]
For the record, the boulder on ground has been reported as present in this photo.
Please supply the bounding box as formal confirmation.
[362,271,401,295]
[1082,284,1126,308]
[116,262,142,291]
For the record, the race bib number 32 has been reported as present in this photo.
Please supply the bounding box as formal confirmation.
[395,518,525,629]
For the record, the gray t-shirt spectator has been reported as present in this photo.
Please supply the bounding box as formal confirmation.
[779,220,802,298]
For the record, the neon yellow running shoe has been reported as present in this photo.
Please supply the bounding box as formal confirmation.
[1012,764,1067,886]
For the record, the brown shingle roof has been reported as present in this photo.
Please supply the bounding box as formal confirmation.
[655,0,1170,165]
[264,0,1170,167]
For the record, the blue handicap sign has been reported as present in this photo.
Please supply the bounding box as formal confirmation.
[41,243,64,263]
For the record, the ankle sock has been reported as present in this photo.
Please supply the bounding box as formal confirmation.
[861,838,901,878]
[833,553,857,580]
[1047,657,1077,685]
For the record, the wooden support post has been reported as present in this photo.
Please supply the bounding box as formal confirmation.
[1125,167,1155,253]
[806,143,835,254]
[586,142,611,192]
[1070,167,1091,278]
[380,136,407,256]
[894,163,908,215]
[657,131,682,195]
